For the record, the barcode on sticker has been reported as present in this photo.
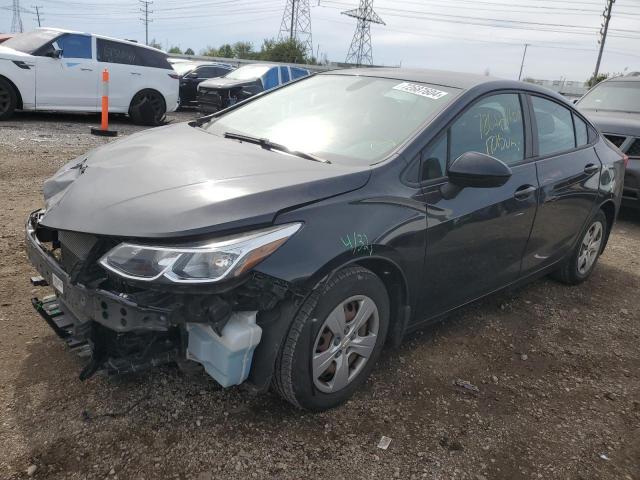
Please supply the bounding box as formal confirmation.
[52,273,64,294]
[393,82,448,99]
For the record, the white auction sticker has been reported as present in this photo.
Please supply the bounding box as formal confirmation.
[393,82,449,100]
[51,273,64,294]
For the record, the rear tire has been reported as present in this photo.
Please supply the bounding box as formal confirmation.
[0,78,17,121]
[128,90,166,126]
[552,210,607,285]
[273,266,389,411]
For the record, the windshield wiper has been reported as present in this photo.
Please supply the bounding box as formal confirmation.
[223,132,331,164]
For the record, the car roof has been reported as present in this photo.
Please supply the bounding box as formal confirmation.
[601,75,640,84]
[35,27,165,54]
[330,67,561,91]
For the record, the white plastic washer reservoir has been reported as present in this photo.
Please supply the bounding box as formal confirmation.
[186,311,262,387]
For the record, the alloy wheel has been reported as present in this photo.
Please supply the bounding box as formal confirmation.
[312,295,379,393]
[577,221,603,275]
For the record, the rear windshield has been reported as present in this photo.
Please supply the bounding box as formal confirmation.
[578,80,640,113]
[206,74,459,166]
[2,29,60,54]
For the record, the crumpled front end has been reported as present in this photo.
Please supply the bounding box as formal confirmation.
[25,210,291,385]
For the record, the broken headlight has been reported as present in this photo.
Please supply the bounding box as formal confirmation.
[99,223,302,283]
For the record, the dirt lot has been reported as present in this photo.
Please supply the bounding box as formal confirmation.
[0,111,639,480]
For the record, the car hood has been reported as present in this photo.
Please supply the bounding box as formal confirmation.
[198,77,258,90]
[581,109,640,137]
[0,45,31,59]
[39,123,370,239]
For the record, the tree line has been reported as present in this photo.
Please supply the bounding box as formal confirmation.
[151,38,315,65]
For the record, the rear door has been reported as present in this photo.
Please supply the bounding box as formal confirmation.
[419,92,539,318]
[95,38,139,111]
[35,33,98,110]
[521,95,601,274]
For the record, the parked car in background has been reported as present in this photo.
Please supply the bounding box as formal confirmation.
[173,61,234,106]
[577,73,639,209]
[0,28,179,125]
[197,63,309,113]
[26,69,624,411]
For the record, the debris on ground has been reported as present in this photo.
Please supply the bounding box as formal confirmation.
[377,436,392,450]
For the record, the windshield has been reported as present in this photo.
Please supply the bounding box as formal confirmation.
[172,63,197,76]
[205,74,459,165]
[2,29,61,54]
[578,80,640,113]
[225,65,270,81]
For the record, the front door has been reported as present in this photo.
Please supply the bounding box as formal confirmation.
[417,92,539,319]
[35,33,98,111]
[521,95,601,274]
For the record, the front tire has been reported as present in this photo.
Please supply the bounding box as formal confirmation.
[128,90,166,126]
[552,210,607,285]
[0,78,17,121]
[274,266,389,411]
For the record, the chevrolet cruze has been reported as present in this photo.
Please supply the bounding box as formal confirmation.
[26,69,625,410]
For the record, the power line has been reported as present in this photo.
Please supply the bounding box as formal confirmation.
[518,43,529,80]
[277,0,314,58]
[343,0,385,66]
[139,0,152,45]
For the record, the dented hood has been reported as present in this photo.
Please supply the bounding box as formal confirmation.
[198,77,258,91]
[40,122,370,238]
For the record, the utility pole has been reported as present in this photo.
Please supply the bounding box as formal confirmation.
[278,0,313,59]
[342,0,385,66]
[33,5,42,27]
[518,43,529,81]
[593,0,615,82]
[139,0,153,46]
[10,0,23,33]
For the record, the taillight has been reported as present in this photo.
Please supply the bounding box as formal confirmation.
[168,73,179,80]
[623,154,629,168]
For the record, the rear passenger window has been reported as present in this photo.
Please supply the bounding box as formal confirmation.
[573,114,589,146]
[97,39,136,65]
[450,93,525,165]
[532,96,575,155]
[57,34,92,59]
[280,66,290,83]
[290,67,308,79]
[135,46,171,69]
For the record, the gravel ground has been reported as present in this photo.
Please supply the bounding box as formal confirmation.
[0,110,639,480]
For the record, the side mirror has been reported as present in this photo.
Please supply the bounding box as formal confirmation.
[572,98,579,104]
[46,47,62,59]
[448,151,512,188]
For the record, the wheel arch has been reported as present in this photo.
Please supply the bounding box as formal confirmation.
[127,87,167,114]
[0,74,23,109]
[312,254,411,348]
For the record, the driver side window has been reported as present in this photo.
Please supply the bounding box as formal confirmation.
[55,34,92,59]
[450,93,525,166]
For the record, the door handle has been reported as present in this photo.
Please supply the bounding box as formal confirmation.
[80,68,93,72]
[514,184,536,200]
[130,72,141,76]
[584,164,600,175]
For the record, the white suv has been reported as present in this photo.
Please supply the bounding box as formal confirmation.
[0,28,179,125]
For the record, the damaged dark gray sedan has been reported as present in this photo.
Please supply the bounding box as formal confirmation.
[27,69,625,411]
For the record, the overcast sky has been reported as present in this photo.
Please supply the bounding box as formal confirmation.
[2,0,639,81]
